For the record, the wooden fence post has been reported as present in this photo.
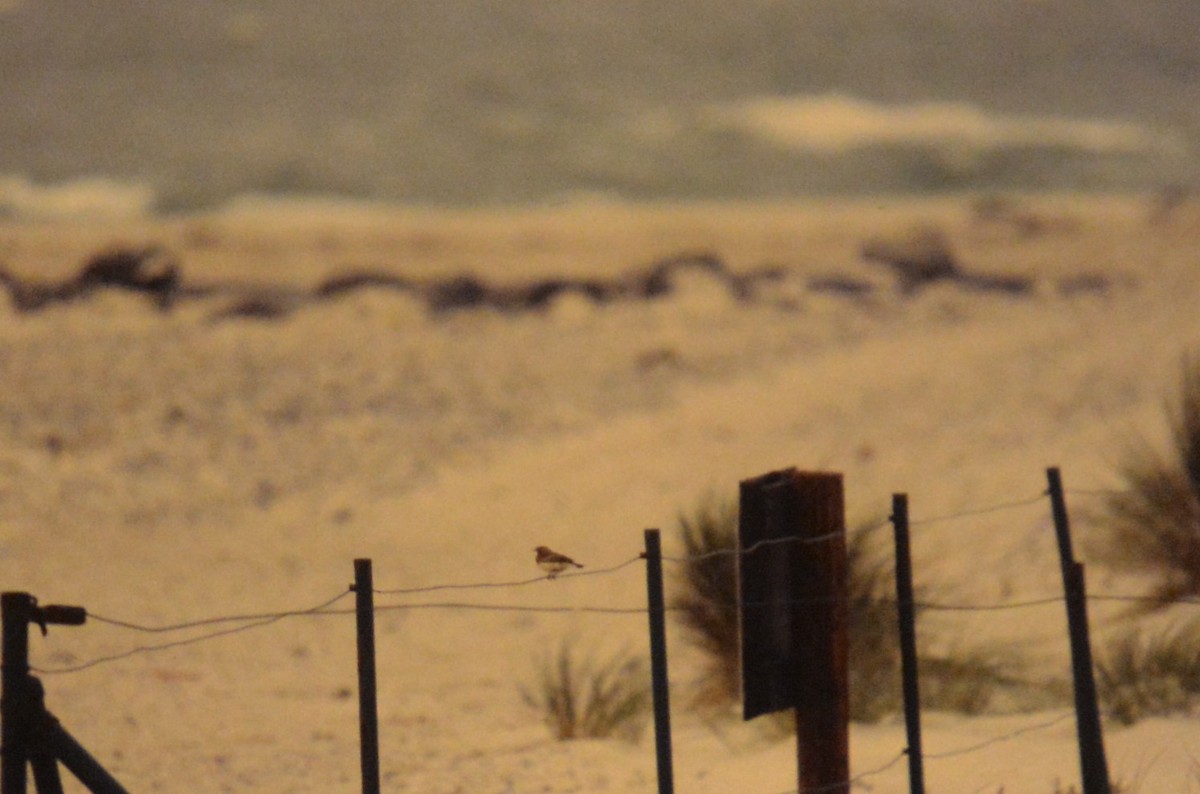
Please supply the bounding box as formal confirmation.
[739,469,848,794]
[890,494,925,794]
[643,529,675,794]
[353,559,381,794]
[1046,467,1111,794]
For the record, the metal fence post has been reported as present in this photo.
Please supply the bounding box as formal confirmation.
[2,592,34,794]
[891,494,925,794]
[353,559,381,794]
[1046,467,1111,794]
[643,529,674,794]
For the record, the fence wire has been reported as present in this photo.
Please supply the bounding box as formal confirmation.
[372,555,644,595]
[16,481,1185,792]
[32,486,1200,675]
[35,589,353,674]
[922,711,1076,760]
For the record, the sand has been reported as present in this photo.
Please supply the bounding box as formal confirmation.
[2,193,1199,791]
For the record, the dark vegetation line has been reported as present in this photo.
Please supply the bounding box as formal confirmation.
[0,229,1118,322]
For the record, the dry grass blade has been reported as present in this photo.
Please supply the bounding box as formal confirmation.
[672,495,741,713]
[520,639,651,742]
[1097,355,1200,608]
[1096,618,1200,725]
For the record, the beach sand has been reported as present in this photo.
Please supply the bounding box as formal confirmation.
[2,193,1199,791]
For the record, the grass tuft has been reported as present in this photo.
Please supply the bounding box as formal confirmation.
[1095,355,1200,608]
[1096,619,1200,725]
[918,644,1031,716]
[672,495,742,713]
[520,639,652,742]
[671,494,1035,722]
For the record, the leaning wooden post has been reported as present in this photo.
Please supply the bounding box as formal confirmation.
[1046,467,1111,794]
[740,469,848,794]
[352,559,382,794]
[643,529,675,794]
[890,494,925,794]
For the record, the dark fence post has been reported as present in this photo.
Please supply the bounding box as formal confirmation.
[3,594,127,794]
[890,494,925,794]
[739,469,848,794]
[643,529,675,794]
[1046,467,1111,794]
[2,592,34,794]
[353,559,381,794]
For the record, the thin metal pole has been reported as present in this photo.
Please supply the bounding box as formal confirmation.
[643,529,674,794]
[1047,467,1078,576]
[353,559,381,794]
[1046,468,1111,794]
[891,494,925,794]
[40,715,128,794]
[2,592,33,794]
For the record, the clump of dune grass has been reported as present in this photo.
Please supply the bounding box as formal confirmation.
[520,639,651,742]
[1094,356,1200,608]
[918,644,1035,716]
[672,496,742,714]
[1096,619,1200,725]
[844,518,906,721]
[671,494,1033,723]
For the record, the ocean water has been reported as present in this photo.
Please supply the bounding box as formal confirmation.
[1,1,1198,217]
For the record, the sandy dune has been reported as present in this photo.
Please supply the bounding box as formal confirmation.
[2,194,1199,791]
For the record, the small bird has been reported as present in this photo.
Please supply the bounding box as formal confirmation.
[535,546,584,579]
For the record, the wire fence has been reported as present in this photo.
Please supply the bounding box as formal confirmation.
[15,484,1188,792]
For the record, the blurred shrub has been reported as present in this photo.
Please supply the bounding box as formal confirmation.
[520,639,651,742]
[671,494,1033,722]
[1094,356,1200,607]
[1096,619,1200,725]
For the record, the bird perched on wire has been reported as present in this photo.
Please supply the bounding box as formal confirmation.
[535,546,584,579]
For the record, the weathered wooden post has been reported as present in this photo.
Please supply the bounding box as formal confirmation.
[1046,468,1111,794]
[739,469,848,794]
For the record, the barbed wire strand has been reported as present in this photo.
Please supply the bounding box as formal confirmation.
[662,491,1049,565]
[87,589,354,633]
[375,602,647,615]
[36,589,353,675]
[371,591,1200,616]
[909,491,1048,526]
[373,555,644,595]
[661,528,852,564]
[924,712,1075,760]
[36,578,1200,685]
[776,749,908,794]
[38,486,1183,677]
[75,490,1057,637]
